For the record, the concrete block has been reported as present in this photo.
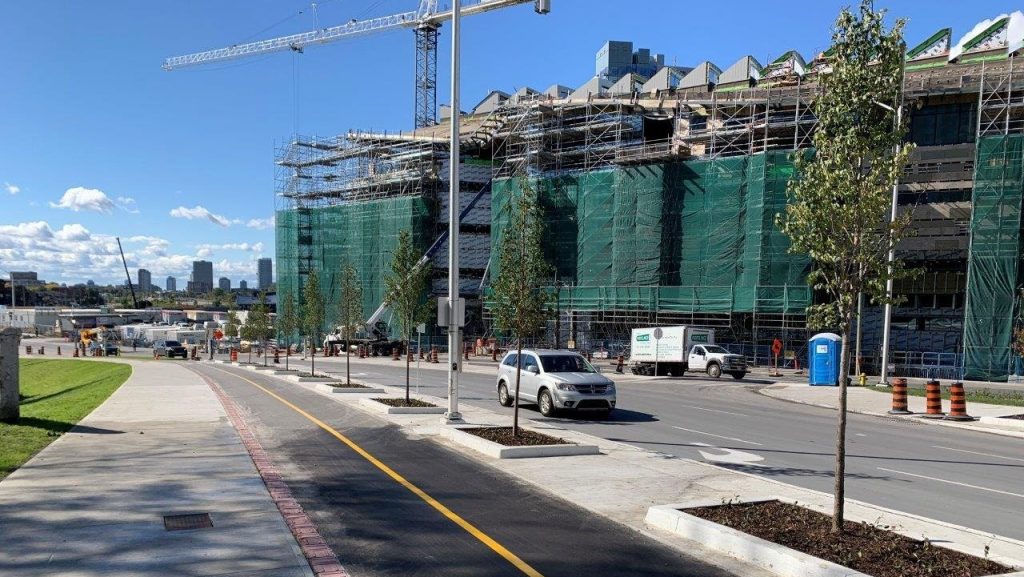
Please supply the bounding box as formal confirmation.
[359,397,445,414]
[439,425,600,459]
[0,327,21,422]
[979,416,1024,430]
[316,384,385,395]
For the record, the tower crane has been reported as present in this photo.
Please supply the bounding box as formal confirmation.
[164,0,551,128]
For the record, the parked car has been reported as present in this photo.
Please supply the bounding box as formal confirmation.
[496,349,616,417]
[154,340,188,359]
[102,342,120,356]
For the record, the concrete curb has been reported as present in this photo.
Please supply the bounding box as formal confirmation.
[980,415,1024,430]
[284,374,335,383]
[439,426,601,459]
[645,497,1024,577]
[359,398,446,415]
[315,383,386,395]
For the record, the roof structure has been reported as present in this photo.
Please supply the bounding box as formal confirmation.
[906,28,952,71]
[510,86,541,104]
[716,56,762,92]
[471,90,510,115]
[607,73,648,96]
[544,84,572,99]
[761,50,807,86]
[640,66,692,93]
[568,76,613,101]
[678,61,721,92]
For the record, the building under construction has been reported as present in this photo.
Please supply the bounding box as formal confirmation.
[277,16,1024,381]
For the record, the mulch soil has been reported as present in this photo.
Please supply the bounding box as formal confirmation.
[685,501,1010,577]
[461,427,569,447]
[372,398,437,408]
[325,382,369,388]
[999,414,1024,420]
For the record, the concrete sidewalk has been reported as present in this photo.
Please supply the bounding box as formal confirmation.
[760,383,1024,438]
[0,358,314,577]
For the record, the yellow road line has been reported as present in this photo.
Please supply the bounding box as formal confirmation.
[209,366,545,577]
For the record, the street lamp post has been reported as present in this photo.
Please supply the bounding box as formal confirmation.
[874,99,903,386]
[444,0,463,424]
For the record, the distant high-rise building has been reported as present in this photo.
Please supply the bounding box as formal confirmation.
[166,276,177,292]
[11,271,41,287]
[257,258,273,290]
[187,260,214,293]
[137,269,152,292]
[218,277,231,291]
[239,280,248,290]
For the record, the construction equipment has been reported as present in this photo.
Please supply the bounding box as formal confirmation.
[164,0,551,128]
[116,237,138,309]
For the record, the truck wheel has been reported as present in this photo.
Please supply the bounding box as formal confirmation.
[538,390,557,417]
[498,383,513,407]
[707,363,722,378]
[730,372,746,380]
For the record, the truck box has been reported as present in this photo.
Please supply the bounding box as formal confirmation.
[629,326,715,364]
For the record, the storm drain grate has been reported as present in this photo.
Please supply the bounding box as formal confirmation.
[163,513,214,531]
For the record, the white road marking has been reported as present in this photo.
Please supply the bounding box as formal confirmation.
[854,433,867,437]
[932,445,1024,463]
[678,404,750,417]
[672,426,763,446]
[877,468,1024,499]
[697,447,765,466]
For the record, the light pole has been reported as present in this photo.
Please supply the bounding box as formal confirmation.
[444,0,463,424]
[873,99,903,386]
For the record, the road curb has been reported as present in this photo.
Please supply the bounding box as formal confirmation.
[439,426,601,459]
[314,383,386,395]
[359,398,446,415]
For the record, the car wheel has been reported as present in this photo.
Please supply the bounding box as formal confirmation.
[731,372,746,380]
[498,383,513,407]
[707,363,722,378]
[538,389,557,417]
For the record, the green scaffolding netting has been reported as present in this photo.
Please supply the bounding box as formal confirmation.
[963,135,1024,381]
[490,151,811,314]
[277,196,432,333]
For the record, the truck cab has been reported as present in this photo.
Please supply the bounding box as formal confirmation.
[687,344,747,379]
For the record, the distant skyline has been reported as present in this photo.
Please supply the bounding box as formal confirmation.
[2,1,1016,284]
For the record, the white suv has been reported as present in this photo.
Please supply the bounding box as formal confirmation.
[496,349,616,417]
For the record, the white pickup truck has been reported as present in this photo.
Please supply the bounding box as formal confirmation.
[628,326,747,379]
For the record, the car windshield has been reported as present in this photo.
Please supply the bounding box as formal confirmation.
[540,355,595,373]
[702,345,730,354]
[165,341,181,347]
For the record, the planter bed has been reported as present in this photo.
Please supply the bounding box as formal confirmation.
[316,382,385,394]
[360,397,445,415]
[646,498,1017,577]
[285,373,334,383]
[440,426,600,459]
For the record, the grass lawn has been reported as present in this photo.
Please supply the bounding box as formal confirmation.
[866,385,1024,407]
[0,359,131,480]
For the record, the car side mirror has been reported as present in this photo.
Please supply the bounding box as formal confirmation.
[527,365,539,374]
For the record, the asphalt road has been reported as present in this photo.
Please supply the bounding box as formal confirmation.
[276,354,1024,541]
[188,362,740,577]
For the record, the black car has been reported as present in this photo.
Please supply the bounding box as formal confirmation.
[102,342,120,356]
[154,340,188,359]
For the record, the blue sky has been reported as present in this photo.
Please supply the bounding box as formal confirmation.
[0,0,1017,287]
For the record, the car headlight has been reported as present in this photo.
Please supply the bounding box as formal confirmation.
[556,383,577,391]
[605,382,615,391]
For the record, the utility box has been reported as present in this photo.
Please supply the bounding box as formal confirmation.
[808,332,842,386]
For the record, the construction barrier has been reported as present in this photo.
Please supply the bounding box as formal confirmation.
[431,347,439,363]
[230,349,238,362]
[39,346,45,355]
[944,382,974,421]
[464,343,470,361]
[25,345,31,355]
[419,348,424,360]
[57,346,61,356]
[616,355,624,374]
[491,347,498,362]
[73,347,79,358]
[924,379,945,418]
[274,350,280,364]
[889,377,911,414]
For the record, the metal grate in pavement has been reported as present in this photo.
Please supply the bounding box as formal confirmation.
[163,513,214,531]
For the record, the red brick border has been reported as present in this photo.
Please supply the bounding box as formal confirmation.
[196,371,350,577]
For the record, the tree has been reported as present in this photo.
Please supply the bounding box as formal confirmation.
[302,269,326,376]
[777,0,914,533]
[337,262,363,386]
[384,229,431,403]
[490,178,553,437]
[277,292,299,371]
[224,307,241,339]
[244,291,272,366]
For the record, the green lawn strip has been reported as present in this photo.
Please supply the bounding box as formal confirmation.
[865,385,1024,407]
[0,359,132,480]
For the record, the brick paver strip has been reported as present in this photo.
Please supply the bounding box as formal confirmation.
[196,370,350,577]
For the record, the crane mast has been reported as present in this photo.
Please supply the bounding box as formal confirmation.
[164,0,550,128]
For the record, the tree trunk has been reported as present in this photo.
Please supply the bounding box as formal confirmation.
[263,338,268,366]
[285,338,289,371]
[832,316,852,534]
[405,337,411,404]
[346,333,351,385]
[310,337,316,376]
[513,338,523,437]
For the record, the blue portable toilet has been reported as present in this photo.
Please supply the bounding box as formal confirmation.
[808,333,842,386]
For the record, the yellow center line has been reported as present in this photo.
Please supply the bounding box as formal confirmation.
[208,366,545,577]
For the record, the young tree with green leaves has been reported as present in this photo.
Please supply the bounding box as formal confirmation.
[490,178,553,437]
[777,0,914,533]
[277,292,299,371]
[224,307,241,340]
[337,263,364,385]
[245,291,272,366]
[384,230,431,403]
[302,269,326,376]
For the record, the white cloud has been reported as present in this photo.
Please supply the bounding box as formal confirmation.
[116,196,140,214]
[4,182,19,195]
[246,216,276,230]
[169,205,231,227]
[54,223,91,242]
[0,221,54,240]
[196,248,213,258]
[50,186,116,214]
